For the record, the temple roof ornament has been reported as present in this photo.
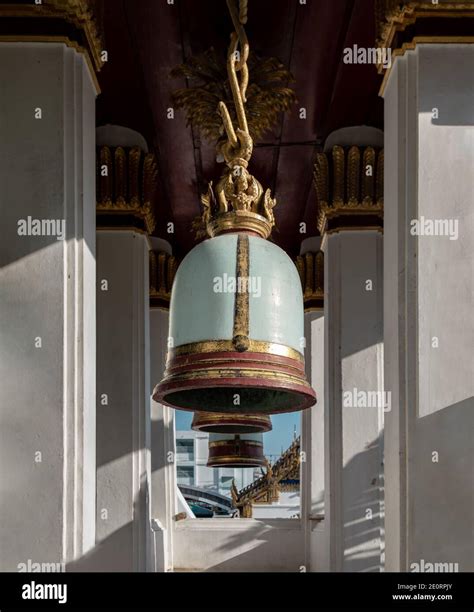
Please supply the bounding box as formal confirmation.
[96,145,158,235]
[231,435,301,518]
[314,145,384,236]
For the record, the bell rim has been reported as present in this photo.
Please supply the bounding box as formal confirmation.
[153,376,316,414]
[207,438,266,468]
[155,342,316,414]
[192,412,272,433]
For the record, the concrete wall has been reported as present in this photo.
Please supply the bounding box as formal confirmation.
[173,519,305,572]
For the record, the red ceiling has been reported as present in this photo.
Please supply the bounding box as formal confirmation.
[97,0,383,258]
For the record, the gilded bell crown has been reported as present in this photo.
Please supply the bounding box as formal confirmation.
[196,140,276,240]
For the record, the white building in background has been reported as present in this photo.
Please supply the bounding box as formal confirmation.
[176,430,256,496]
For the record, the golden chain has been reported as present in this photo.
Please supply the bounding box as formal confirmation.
[218,0,252,164]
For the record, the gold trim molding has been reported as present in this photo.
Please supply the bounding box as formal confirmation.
[96,146,157,235]
[375,1,474,77]
[379,36,474,96]
[314,145,384,236]
[169,340,304,363]
[150,250,178,310]
[296,251,324,312]
[0,0,104,72]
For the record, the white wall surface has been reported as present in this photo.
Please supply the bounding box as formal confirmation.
[173,519,305,572]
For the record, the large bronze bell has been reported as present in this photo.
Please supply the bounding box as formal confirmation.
[152,229,316,414]
[207,433,266,468]
[192,411,272,434]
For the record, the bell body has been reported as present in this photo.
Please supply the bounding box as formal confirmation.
[207,433,266,468]
[191,411,272,434]
[153,232,316,414]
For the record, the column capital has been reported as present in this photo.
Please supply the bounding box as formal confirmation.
[96,145,158,235]
[375,1,474,89]
[149,250,178,310]
[314,144,384,237]
[0,0,105,77]
[296,250,324,312]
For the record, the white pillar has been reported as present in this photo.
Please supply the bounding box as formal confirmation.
[94,129,155,571]
[149,238,178,572]
[0,42,97,570]
[324,230,384,572]
[383,43,474,571]
[298,238,327,571]
[316,128,385,572]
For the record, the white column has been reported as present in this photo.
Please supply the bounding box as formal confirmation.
[149,238,177,572]
[324,230,384,572]
[0,43,97,570]
[299,238,327,572]
[92,127,159,572]
[383,44,474,571]
[95,230,151,571]
[318,127,385,572]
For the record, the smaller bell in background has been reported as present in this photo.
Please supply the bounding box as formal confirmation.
[207,433,266,468]
[192,411,272,434]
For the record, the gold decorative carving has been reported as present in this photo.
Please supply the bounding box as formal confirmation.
[150,251,178,309]
[231,436,301,518]
[171,48,296,146]
[314,145,384,236]
[0,0,105,72]
[185,0,284,241]
[232,235,250,351]
[375,1,474,74]
[296,251,324,312]
[96,146,157,235]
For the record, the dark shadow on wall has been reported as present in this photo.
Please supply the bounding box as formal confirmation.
[67,492,148,573]
[341,432,384,572]
[408,396,474,569]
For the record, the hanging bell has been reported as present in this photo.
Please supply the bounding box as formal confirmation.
[153,0,315,415]
[152,220,316,414]
[192,411,272,434]
[207,433,266,468]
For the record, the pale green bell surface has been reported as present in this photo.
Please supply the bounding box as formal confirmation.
[169,232,304,353]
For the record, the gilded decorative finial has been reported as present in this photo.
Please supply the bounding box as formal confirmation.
[174,0,291,240]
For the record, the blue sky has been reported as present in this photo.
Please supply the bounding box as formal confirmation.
[175,410,301,460]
